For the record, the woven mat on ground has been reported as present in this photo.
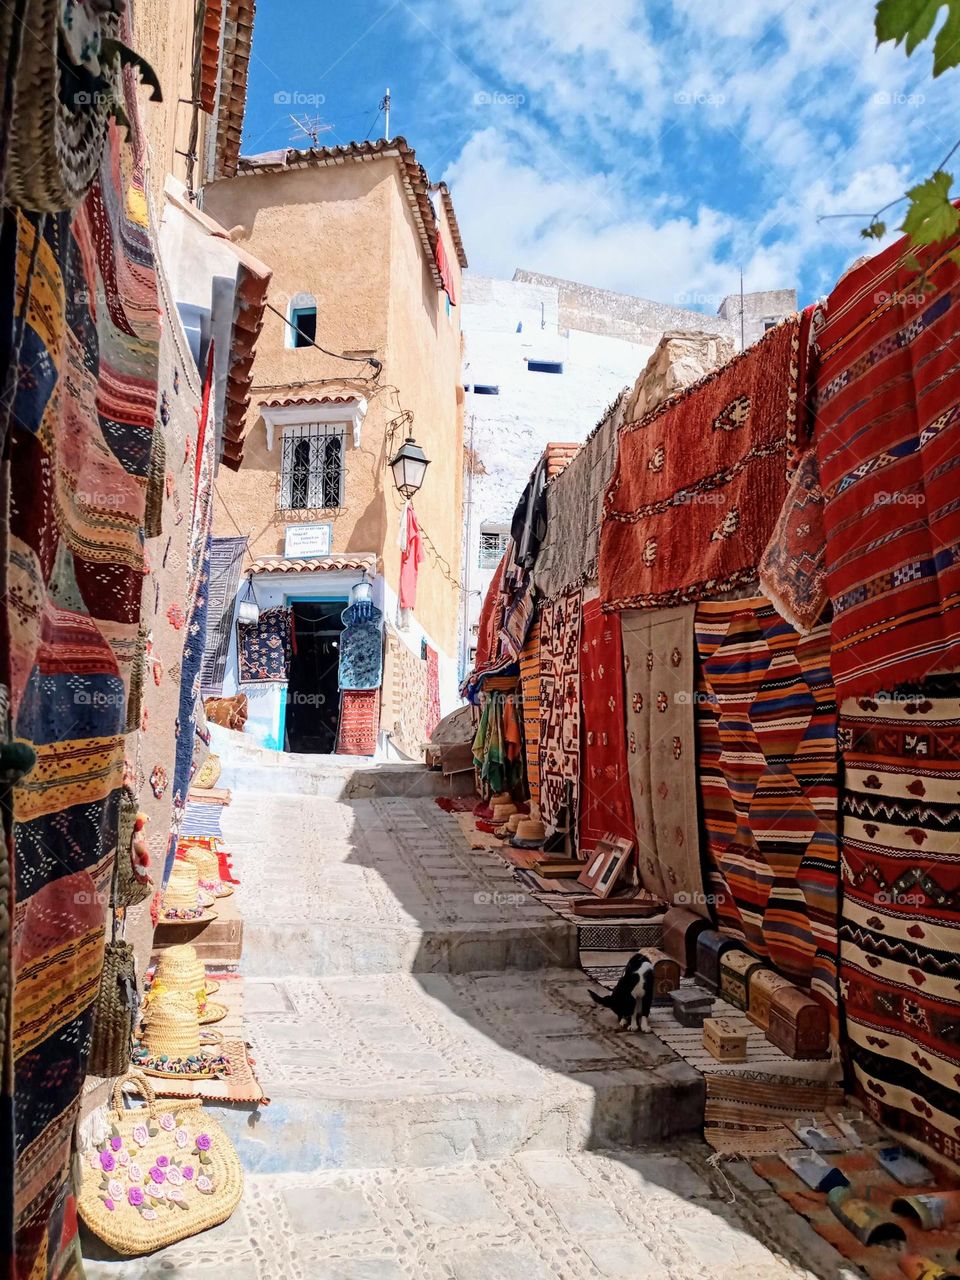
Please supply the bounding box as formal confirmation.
[812,229,960,698]
[839,678,960,1171]
[600,316,804,610]
[704,1074,846,1156]
[649,987,843,1086]
[538,589,583,832]
[579,600,635,848]
[752,1148,960,1280]
[695,598,841,1034]
[620,606,705,907]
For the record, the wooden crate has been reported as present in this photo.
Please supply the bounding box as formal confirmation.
[703,1016,748,1062]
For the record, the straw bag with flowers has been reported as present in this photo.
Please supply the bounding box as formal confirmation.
[78,1070,243,1255]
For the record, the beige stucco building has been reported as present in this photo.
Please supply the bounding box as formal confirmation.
[200,139,467,752]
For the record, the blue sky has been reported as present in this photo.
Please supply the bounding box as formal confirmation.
[243,1,958,310]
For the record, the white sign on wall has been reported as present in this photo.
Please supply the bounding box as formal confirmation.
[284,523,333,558]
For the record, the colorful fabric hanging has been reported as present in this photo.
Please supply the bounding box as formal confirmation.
[812,233,960,698]
[200,536,248,697]
[538,589,583,832]
[519,622,542,815]
[4,119,161,1279]
[424,643,441,739]
[620,606,703,909]
[695,598,840,1029]
[838,678,960,1169]
[336,689,381,755]
[579,600,635,850]
[237,606,292,684]
[398,501,424,610]
[472,684,523,796]
[382,628,430,759]
[758,448,829,634]
[600,316,807,611]
[338,603,384,691]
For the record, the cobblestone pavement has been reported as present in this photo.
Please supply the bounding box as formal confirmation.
[83,770,858,1279]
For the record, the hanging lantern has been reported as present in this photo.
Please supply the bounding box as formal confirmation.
[237,573,260,625]
[350,573,373,606]
[389,436,430,499]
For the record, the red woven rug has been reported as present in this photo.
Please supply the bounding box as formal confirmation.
[579,600,635,849]
[538,590,582,833]
[336,689,380,756]
[812,231,960,698]
[600,317,804,610]
[696,598,840,1031]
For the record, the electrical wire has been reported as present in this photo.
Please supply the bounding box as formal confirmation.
[264,302,383,374]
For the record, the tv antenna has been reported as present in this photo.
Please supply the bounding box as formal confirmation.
[289,114,334,147]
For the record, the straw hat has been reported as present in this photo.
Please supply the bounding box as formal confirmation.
[134,990,229,1079]
[150,945,225,1025]
[512,817,546,848]
[492,802,518,822]
[159,861,216,923]
[177,844,232,898]
[507,813,524,834]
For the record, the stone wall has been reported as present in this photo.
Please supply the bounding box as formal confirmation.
[624,331,737,422]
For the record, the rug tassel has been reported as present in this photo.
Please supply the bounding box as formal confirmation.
[706,1151,738,1204]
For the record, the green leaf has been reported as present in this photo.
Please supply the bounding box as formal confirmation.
[861,220,888,239]
[876,0,960,74]
[901,170,960,244]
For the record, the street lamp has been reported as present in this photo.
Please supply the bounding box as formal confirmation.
[389,435,430,499]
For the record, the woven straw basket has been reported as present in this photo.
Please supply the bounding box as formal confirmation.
[78,1070,243,1255]
[88,940,138,1078]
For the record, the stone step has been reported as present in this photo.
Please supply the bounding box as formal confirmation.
[220,793,578,976]
[204,971,703,1175]
[81,1146,848,1280]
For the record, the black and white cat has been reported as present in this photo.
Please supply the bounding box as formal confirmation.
[588,954,654,1033]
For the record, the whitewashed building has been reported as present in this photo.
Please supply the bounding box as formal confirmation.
[459,271,796,673]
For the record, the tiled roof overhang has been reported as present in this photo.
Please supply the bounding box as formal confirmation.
[199,0,224,114]
[213,0,256,178]
[252,553,378,575]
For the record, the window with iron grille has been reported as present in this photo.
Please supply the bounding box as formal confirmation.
[279,423,346,510]
[479,528,509,568]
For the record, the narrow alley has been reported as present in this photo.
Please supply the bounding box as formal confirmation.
[86,741,857,1279]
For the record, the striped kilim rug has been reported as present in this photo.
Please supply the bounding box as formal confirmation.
[695,598,840,1033]
[519,620,541,812]
[200,536,248,697]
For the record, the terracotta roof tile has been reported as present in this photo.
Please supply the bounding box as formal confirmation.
[213,0,256,178]
[252,553,378,575]
[199,0,224,114]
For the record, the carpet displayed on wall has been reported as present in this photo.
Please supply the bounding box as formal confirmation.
[4,122,160,1278]
[538,589,583,834]
[838,677,960,1169]
[813,231,960,698]
[758,447,829,635]
[579,599,635,850]
[338,602,384,691]
[237,605,292,684]
[695,598,840,1027]
[336,689,381,756]
[620,607,704,909]
[424,643,441,739]
[200,535,248,697]
[519,621,542,814]
[600,317,803,611]
[535,393,627,599]
[382,629,429,760]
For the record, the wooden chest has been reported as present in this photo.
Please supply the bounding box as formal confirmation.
[746,969,794,1031]
[720,950,765,1012]
[767,987,830,1059]
[662,907,712,975]
[695,930,740,995]
[671,987,713,1028]
[703,1016,748,1062]
[640,948,682,1004]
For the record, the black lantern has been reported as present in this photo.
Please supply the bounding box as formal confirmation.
[389,435,430,499]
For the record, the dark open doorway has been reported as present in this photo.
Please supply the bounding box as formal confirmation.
[284,599,346,753]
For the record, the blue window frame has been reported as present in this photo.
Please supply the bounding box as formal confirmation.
[291,306,317,348]
[527,359,563,374]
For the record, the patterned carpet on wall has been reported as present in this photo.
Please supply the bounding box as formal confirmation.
[695,598,840,1030]
[538,589,583,835]
[758,448,829,635]
[383,629,429,760]
[199,536,247,697]
[620,607,705,910]
[579,599,635,849]
[336,689,381,756]
[519,620,542,814]
[6,122,160,1279]
[812,229,960,698]
[600,316,805,611]
[838,678,960,1171]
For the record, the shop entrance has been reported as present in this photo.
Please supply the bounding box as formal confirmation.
[284,598,347,754]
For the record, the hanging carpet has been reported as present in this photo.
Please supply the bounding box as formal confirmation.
[579,599,635,850]
[338,602,384,691]
[538,589,583,833]
[336,689,381,756]
[519,620,542,814]
[200,536,247,697]
[237,605,291,684]
[382,629,430,760]
[758,447,829,635]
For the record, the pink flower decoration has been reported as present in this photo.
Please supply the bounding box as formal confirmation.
[87,1152,100,1171]
[158,1113,176,1132]
[128,1162,143,1183]
[99,1151,115,1172]
[196,1175,213,1193]
[142,1208,158,1221]
[108,1179,124,1200]
[175,1128,189,1149]
[117,1151,130,1167]
[104,1199,115,1212]
[195,1133,211,1151]
[165,1167,183,1186]
[149,1167,166,1184]
[132,1123,150,1147]
[167,1187,186,1203]
[182,1166,194,1180]
[156,1155,170,1168]
[109,1136,123,1151]
[128,1187,144,1207]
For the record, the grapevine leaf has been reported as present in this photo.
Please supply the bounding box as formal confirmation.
[861,220,888,239]
[876,0,960,73]
[901,170,960,244]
